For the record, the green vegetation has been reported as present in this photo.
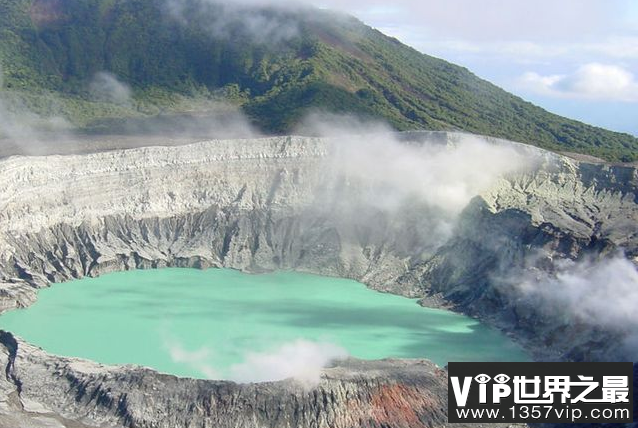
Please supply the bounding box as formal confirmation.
[1,0,637,161]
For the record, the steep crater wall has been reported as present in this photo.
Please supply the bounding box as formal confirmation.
[0,132,636,427]
[1,134,636,356]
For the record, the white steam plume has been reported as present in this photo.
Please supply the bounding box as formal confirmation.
[89,72,133,106]
[228,339,348,386]
[511,253,638,358]
[166,339,220,379]
[307,115,529,214]
[0,67,72,154]
[165,337,347,386]
[331,132,526,214]
[302,114,531,250]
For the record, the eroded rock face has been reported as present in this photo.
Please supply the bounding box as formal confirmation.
[0,132,635,427]
[414,153,638,361]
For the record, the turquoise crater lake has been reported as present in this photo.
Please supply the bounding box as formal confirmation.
[0,269,528,380]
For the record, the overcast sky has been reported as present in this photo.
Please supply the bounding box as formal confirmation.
[305,0,638,136]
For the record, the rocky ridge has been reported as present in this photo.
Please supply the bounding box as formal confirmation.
[0,331,450,428]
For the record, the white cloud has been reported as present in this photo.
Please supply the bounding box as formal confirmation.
[583,37,638,60]
[518,63,638,102]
